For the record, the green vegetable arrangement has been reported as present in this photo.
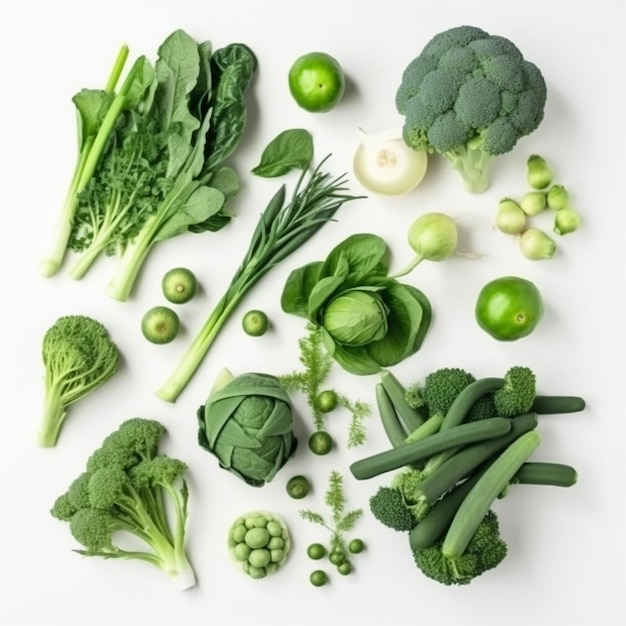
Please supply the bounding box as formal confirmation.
[50,418,196,590]
[355,366,584,585]
[38,315,120,447]
[281,233,432,376]
[278,323,371,450]
[396,25,547,193]
[156,135,362,402]
[41,29,257,302]
[300,470,365,583]
[197,369,298,487]
[227,511,292,579]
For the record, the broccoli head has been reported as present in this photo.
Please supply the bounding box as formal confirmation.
[50,418,195,590]
[38,315,120,447]
[493,366,536,417]
[396,25,547,193]
[369,486,417,532]
[407,367,475,420]
[411,509,507,585]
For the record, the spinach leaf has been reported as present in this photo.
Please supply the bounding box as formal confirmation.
[251,128,314,178]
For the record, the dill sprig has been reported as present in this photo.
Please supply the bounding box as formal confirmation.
[299,470,363,554]
[278,324,371,447]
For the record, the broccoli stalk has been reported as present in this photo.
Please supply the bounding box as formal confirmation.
[50,418,196,590]
[441,136,494,194]
[38,316,120,447]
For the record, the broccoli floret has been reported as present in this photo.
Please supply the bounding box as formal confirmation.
[397,25,547,193]
[369,486,417,532]
[465,393,498,422]
[407,367,475,419]
[411,509,507,585]
[493,366,536,417]
[50,418,196,590]
[38,315,120,447]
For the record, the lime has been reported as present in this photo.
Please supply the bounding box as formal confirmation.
[162,267,198,304]
[475,276,544,341]
[242,309,269,336]
[288,52,345,113]
[141,306,180,344]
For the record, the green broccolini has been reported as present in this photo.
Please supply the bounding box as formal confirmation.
[38,315,120,447]
[50,418,195,590]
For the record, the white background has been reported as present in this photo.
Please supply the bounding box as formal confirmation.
[1,1,624,625]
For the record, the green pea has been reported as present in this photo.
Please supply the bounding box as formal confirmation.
[270,549,285,563]
[348,538,365,554]
[268,536,284,550]
[248,548,271,569]
[230,524,247,543]
[310,570,328,587]
[245,527,270,549]
[337,561,352,575]
[266,520,282,537]
[232,543,251,562]
[307,543,326,560]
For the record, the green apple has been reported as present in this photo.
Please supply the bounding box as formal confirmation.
[288,51,345,113]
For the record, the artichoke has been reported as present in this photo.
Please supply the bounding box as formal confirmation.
[197,369,298,486]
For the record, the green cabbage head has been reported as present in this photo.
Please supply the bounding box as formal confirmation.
[197,369,297,487]
[280,233,432,375]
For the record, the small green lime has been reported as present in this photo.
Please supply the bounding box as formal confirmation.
[162,267,198,304]
[308,431,333,456]
[475,276,544,341]
[242,310,269,337]
[288,51,345,113]
[141,306,180,344]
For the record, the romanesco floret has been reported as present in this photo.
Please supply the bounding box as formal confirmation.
[396,25,547,193]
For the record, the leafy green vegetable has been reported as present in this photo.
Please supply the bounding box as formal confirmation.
[50,418,195,590]
[156,148,362,402]
[251,128,314,177]
[38,315,120,447]
[281,233,432,375]
[196,368,297,487]
[278,323,371,448]
[46,30,257,301]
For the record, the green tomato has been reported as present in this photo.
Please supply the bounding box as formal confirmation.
[308,431,333,456]
[309,569,329,587]
[288,51,345,113]
[242,309,269,336]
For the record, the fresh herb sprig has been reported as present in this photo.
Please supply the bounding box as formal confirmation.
[300,470,363,557]
[157,149,362,403]
[279,324,370,447]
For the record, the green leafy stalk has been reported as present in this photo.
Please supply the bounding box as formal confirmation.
[157,157,361,403]
[40,48,147,277]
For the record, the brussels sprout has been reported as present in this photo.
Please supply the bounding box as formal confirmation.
[197,369,298,486]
